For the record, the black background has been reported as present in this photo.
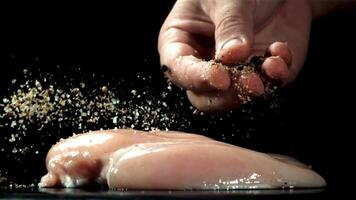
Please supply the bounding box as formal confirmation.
[0,1,354,197]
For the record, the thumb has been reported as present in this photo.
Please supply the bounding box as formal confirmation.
[211,0,254,65]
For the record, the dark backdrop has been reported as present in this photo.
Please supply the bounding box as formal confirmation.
[0,1,354,194]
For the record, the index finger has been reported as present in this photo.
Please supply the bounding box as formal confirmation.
[159,37,231,92]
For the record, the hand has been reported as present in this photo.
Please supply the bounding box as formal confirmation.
[158,0,312,112]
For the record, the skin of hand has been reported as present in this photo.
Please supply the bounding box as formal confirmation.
[158,0,312,112]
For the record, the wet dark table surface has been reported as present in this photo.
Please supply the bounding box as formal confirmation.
[1,188,331,200]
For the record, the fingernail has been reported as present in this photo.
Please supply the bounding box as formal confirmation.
[221,39,242,52]
[260,68,283,87]
[160,65,168,72]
